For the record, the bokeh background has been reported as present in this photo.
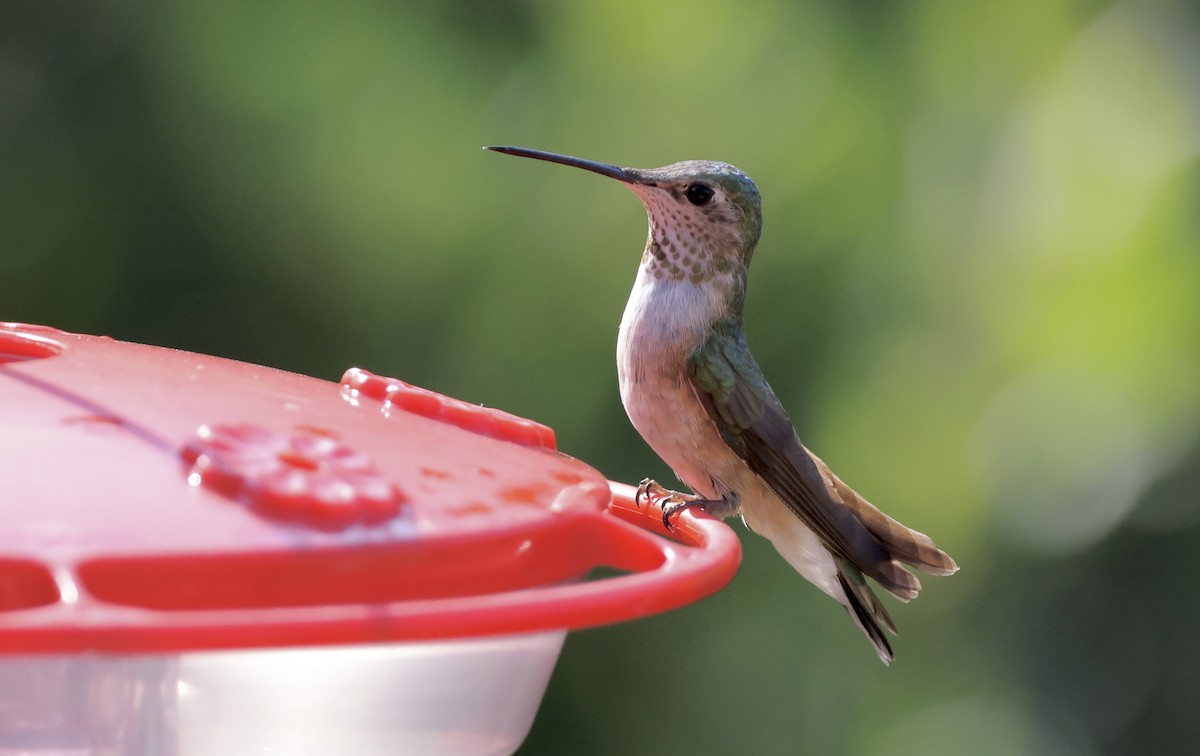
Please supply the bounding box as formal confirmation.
[4,0,1199,753]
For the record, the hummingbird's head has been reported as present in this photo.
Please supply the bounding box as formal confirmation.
[486,147,763,285]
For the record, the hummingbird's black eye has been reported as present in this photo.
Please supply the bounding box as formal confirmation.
[685,182,715,206]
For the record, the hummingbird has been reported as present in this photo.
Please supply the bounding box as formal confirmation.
[485,146,958,664]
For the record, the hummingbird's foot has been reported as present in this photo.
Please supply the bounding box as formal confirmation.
[634,478,696,530]
[635,478,679,508]
[660,490,741,530]
[660,496,705,530]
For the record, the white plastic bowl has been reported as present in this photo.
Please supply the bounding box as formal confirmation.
[0,631,566,756]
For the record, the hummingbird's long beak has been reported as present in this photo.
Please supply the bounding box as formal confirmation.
[484,146,654,186]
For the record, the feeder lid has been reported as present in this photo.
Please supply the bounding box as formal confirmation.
[0,323,739,653]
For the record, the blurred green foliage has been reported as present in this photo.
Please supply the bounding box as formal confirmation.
[4,0,1199,753]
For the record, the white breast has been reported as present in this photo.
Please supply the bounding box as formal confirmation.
[615,265,740,499]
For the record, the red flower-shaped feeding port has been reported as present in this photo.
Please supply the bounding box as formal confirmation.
[181,423,405,528]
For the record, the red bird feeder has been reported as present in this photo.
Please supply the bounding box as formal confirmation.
[0,322,740,754]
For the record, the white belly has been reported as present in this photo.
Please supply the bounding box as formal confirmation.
[618,364,842,599]
[618,368,731,499]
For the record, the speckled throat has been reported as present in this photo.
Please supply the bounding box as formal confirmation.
[635,186,743,284]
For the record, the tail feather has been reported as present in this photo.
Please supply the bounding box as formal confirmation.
[810,449,959,578]
[874,559,922,603]
[837,559,895,665]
